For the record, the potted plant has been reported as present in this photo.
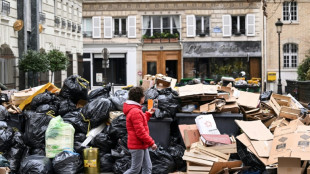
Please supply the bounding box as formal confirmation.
[153,33,161,43]
[161,32,169,43]
[47,49,70,83]
[143,35,152,43]
[170,33,179,42]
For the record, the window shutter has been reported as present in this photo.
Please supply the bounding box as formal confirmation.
[104,16,113,38]
[222,15,231,37]
[92,16,101,38]
[186,15,196,37]
[246,14,255,36]
[128,16,136,38]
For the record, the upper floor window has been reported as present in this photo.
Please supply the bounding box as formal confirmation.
[1,0,10,16]
[114,18,127,36]
[283,43,298,68]
[222,14,255,37]
[142,15,180,37]
[232,16,245,35]
[196,16,210,36]
[283,1,297,22]
[83,18,92,37]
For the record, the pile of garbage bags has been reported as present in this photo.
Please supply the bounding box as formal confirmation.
[0,75,186,174]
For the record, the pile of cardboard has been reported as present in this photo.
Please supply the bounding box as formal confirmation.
[141,74,177,91]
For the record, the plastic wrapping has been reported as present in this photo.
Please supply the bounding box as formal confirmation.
[36,104,58,114]
[91,133,115,153]
[107,114,127,141]
[59,75,89,103]
[45,116,75,158]
[260,91,273,101]
[52,150,83,174]
[168,138,186,172]
[88,85,111,102]
[0,123,14,152]
[74,133,86,154]
[63,110,89,134]
[58,99,77,116]
[82,97,112,128]
[144,87,159,103]
[0,155,9,167]
[181,104,196,113]
[19,155,53,174]
[30,90,57,110]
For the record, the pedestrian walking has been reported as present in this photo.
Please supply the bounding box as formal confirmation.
[123,87,157,174]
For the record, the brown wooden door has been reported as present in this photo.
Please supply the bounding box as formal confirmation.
[249,57,261,79]
[142,51,161,76]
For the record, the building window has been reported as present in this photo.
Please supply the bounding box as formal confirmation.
[196,16,210,36]
[283,1,297,22]
[113,18,127,36]
[1,0,10,16]
[39,12,46,24]
[82,18,92,37]
[55,16,60,27]
[232,16,245,35]
[142,15,180,37]
[283,43,298,68]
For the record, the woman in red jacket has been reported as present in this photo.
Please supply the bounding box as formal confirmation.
[123,87,157,174]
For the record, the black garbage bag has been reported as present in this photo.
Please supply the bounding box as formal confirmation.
[237,139,265,172]
[110,90,128,111]
[91,133,115,153]
[0,105,8,121]
[111,135,130,159]
[150,146,176,174]
[3,130,26,173]
[63,110,89,134]
[260,91,273,101]
[144,87,159,103]
[58,99,77,116]
[52,151,83,174]
[158,87,179,96]
[168,138,186,172]
[112,156,131,174]
[23,111,53,148]
[74,133,86,154]
[0,121,7,128]
[82,98,112,128]
[59,75,89,103]
[0,155,9,167]
[107,114,127,141]
[0,124,14,152]
[88,85,111,102]
[154,108,170,119]
[30,148,45,156]
[30,91,56,110]
[19,155,53,174]
[100,153,115,172]
[157,92,179,118]
[36,104,58,115]
[6,113,25,132]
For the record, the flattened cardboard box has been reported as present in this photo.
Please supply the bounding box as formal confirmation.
[278,157,303,174]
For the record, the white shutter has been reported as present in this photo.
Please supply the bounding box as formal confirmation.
[246,14,255,36]
[186,15,196,37]
[222,15,231,37]
[92,16,101,38]
[128,16,136,38]
[104,16,113,38]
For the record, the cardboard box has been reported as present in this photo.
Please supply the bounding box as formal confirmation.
[179,124,200,148]
[155,78,171,90]
[0,167,10,174]
[269,93,301,120]
[209,161,242,174]
[278,157,307,174]
[221,102,239,113]
[195,115,220,135]
[236,91,260,109]
[178,84,218,97]
[141,79,154,91]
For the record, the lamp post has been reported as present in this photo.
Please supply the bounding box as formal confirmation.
[275,18,283,94]
[102,48,109,85]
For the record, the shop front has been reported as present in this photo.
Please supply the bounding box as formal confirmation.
[182,41,262,82]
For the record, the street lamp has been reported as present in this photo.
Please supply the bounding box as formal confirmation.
[275,18,283,94]
[102,48,109,85]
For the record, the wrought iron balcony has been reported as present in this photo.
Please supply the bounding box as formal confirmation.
[55,16,60,27]
[1,0,10,16]
[72,23,76,32]
[62,19,66,28]
[114,30,127,36]
[67,20,71,30]
[196,29,210,37]
[39,12,46,24]
[77,25,81,33]
[83,31,92,37]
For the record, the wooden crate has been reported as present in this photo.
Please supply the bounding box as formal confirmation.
[187,162,211,174]
[268,93,300,120]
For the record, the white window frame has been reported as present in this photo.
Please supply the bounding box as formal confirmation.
[82,17,92,37]
[283,43,298,68]
[113,18,127,36]
[231,15,246,35]
[283,1,298,22]
[195,16,210,36]
[143,15,179,36]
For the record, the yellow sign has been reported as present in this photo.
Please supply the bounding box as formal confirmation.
[268,72,276,81]
[13,20,24,31]
[84,160,97,168]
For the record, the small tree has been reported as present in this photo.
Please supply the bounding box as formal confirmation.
[297,50,310,81]
[19,50,49,87]
[46,49,69,83]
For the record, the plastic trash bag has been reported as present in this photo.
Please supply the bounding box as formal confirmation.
[45,116,75,158]
[154,109,170,119]
[58,99,77,116]
[144,87,159,103]
[260,91,273,101]
[6,113,25,132]
[59,75,89,104]
[0,121,7,128]
[30,148,45,156]
[168,138,186,172]
[52,150,83,174]
[88,85,111,102]
[157,93,179,118]
[91,133,115,153]
[158,87,179,96]
[82,98,112,128]
[100,153,115,172]
[63,110,89,134]
[30,90,56,110]
[36,104,58,115]
[112,156,131,174]
[181,104,196,113]
[0,155,9,167]
[107,114,127,141]
[0,123,14,152]
[19,155,53,174]
[23,111,53,148]
[110,90,128,111]
[0,105,8,121]
[150,146,176,174]
[74,133,86,154]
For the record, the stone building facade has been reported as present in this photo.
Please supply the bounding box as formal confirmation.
[265,0,310,92]
[82,0,264,88]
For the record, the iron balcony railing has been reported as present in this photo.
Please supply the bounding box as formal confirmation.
[72,23,76,32]
[114,30,127,36]
[39,12,46,24]
[1,0,10,16]
[77,25,81,33]
[196,29,210,36]
[55,16,60,27]
[62,19,66,29]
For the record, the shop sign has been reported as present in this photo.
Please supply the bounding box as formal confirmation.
[183,41,261,58]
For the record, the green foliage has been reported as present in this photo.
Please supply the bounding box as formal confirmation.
[297,50,310,81]
[154,32,161,39]
[142,34,149,39]
[47,49,69,72]
[19,50,49,73]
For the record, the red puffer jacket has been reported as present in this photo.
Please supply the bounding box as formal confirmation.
[123,101,154,149]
